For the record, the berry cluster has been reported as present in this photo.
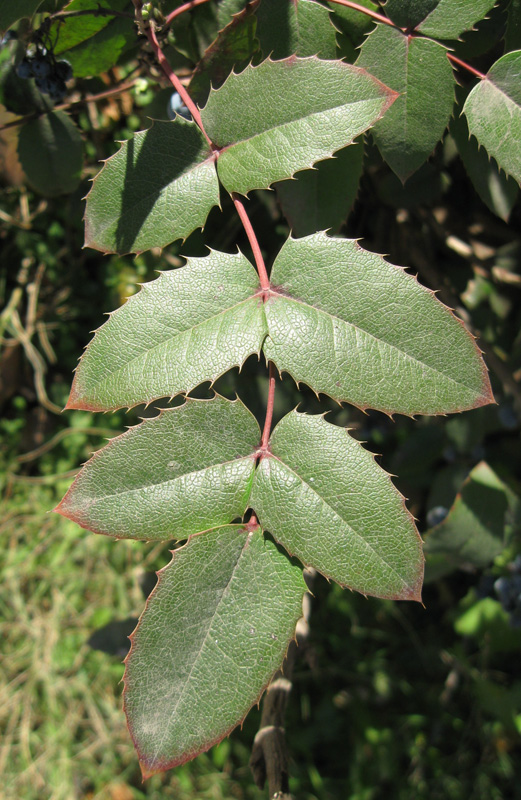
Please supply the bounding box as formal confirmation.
[494,556,521,628]
[16,48,72,103]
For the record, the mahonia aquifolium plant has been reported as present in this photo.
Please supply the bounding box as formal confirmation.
[5,0,512,783]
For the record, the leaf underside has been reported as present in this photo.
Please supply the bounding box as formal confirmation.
[66,250,266,411]
[201,56,397,194]
[84,119,220,255]
[56,397,260,541]
[263,233,493,415]
[250,411,424,600]
[356,25,455,181]
[463,51,521,186]
[124,525,307,778]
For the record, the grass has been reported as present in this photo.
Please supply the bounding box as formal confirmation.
[0,477,266,800]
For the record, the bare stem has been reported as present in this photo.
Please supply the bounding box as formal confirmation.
[447,53,486,80]
[165,0,214,27]
[231,194,270,291]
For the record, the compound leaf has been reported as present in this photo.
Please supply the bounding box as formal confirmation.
[201,56,396,194]
[250,411,423,600]
[357,24,455,181]
[124,525,306,777]
[84,119,220,255]
[255,0,337,60]
[463,51,521,185]
[417,0,497,39]
[56,397,259,541]
[17,111,83,196]
[67,250,265,411]
[262,233,493,416]
[274,141,364,237]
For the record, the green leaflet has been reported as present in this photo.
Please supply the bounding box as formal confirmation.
[56,397,259,541]
[451,108,518,221]
[255,0,337,60]
[17,111,83,197]
[124,525,306,777]
[84,119,220,255]
[262,233,493,415]
[250,411,423,600]
[417,0,497,40]
[201,56,396,194]
[0,0,44,34]
[356,25,455,181]
[464,51,521,186]
[382,0,438,28]
[424,462,513,581]
[52,0,135,78]
[274,141,364,237]
[66,250,266,410]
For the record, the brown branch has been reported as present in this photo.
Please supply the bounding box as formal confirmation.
[447,53,486,80]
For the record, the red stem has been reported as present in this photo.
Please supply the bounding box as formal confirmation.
[165,0,213,27]
[231,194,270,292]
[447,53,486,80]
[260,363,276,451]
[326,0,396,28]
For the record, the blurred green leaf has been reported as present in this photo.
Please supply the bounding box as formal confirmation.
[17,110,83,196]
[0,0,44,34]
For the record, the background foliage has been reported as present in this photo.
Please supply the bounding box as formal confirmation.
[1,0,521,798]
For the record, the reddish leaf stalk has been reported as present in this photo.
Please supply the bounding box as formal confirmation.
[132,0,210,143]
[326,0,397,28]
[165,0,214,27]
[447,53,486,80]
[231,194,270,292]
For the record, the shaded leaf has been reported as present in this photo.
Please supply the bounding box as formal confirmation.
[505,0,521,53]
[188,1,260,106]
[357,24,455,181]
[124,525,306,777]
[17,111,83,196]
[383,0,438,28]
[262,233,493,415]
[84,119,220,255]
[464,51,521,185]
[250,411,423,600]
[217,0,252,28]
[66,250,266,410]
[0,0,44,34]
[201,56,396,195]
[255,0,337,60]
[56,397,259,541]
[424,462,513,581]
[418,0,497,39]
[53,0,135,78]
[328,0,378,62]
[451,108,518,221]
[274,141,364,236]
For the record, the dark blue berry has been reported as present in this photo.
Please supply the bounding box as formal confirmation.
[48,78,67,103]
[32,56,52,78]
[35,76,53,95]
[167,92,192,121]
[55,60,73,81]
[16,58,34,79]
[426,505,449,528]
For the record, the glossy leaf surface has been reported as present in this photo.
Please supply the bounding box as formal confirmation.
[67,251,266,410]
[464,51,521,185]
[250,411,423,600]
[84,119,220,255]
[255,0,337,60]
[17,111,83,197]
[274,142,364,237]
[56,397,259,541]
[417,0,497,39]
[201,56,396,194]
[124,526,306,776]
[262,234,493,415]
[357,25,454,180]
